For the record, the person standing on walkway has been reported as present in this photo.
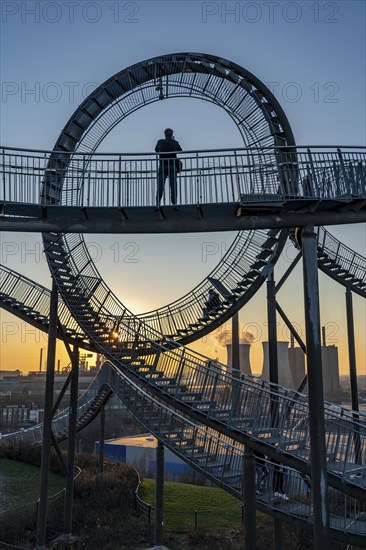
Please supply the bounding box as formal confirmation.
[155,128,182,207]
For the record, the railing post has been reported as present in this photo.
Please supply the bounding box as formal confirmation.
[118,155,122,206]
[301,225,331,549]
[307,148,317,197]
[195,152,200,204]
[2,148,6,201]
[154,440,164,550]
[208,373,219,415]
[234,150,241,200]
[337,148,347,194]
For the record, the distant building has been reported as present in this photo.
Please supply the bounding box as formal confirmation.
[0,370,22,380]
[1,404,44,426]
[95,434,191,478]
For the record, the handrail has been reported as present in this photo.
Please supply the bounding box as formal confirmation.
[1,146,365,208]
[1,144,365,156]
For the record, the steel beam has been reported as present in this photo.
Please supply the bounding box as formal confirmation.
[35,280,58,550]
[275,301,306,353]
[346,288,359,412]
[242,446,256,550]
[275,250,302,293]
[267,267,280,430]
[0,207,366,234]
[99,403,106,472]
[345,288,362,464]
[63,346,79,539]
[301,226,331,549]
[231,312,240,375]
[231,312,241,414]
[267,267,279,386]
[273,518,284,550]
[267,267,284,544]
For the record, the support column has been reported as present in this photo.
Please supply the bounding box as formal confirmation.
[63,346,79,540]
[301,226,330,549]
[99,403,106,472]
[35,280,58,550]
[231,312,241,415]
[267,267,280,431]
[231,312,240,376]
[267,267,279,386]
[267,268,283,546]
[345,287,361,464]
[154,440,164,550]
[242,446,256,550]
[273,518,284,550]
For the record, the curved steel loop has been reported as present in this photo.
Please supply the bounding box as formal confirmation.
[41,52,296,343]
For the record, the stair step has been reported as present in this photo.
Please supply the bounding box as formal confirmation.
[261,237,278,249]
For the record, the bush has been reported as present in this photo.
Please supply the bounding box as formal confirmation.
[0,441,65,475]
[0,446,149,549]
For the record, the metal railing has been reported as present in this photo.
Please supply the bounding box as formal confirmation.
[317,226,366,288]
[88,312,366,491]
[0,265,93,349]
[1,146,365,208]
[43,227,284,345]
[2,260,364,493]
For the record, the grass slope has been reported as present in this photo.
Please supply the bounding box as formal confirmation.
[0,458,64,513]
[142,478,243,530]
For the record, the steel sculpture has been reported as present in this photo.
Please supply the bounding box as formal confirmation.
[0,53,365,549]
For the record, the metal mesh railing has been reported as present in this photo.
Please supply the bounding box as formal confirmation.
[317,226,366,286]
[1,146,365,207]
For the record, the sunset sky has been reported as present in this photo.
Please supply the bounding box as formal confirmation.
[0,1,365,378]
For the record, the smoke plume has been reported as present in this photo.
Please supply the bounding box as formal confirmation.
[214,324,255,346]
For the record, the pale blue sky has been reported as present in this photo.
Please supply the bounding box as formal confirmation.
[0,0,365,374]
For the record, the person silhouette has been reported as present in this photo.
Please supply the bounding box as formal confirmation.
[155,128,182,207]
[203,289,221,317]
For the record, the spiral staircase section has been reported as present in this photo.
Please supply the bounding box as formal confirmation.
[40,52,297,348]
[1,225,365,344]
[1,53,366,545]
[1,227,365,502]
[0,265,94,351]
[3,260,365,499]
[1,362,365,545]
[316,226,366,298]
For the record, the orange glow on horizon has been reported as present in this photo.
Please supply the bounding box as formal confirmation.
[1,313,365,378]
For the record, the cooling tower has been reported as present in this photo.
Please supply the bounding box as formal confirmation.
[226,343,252,375]
[261,341,295,389]
[288,347,306,389]
[321,345,342,403]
